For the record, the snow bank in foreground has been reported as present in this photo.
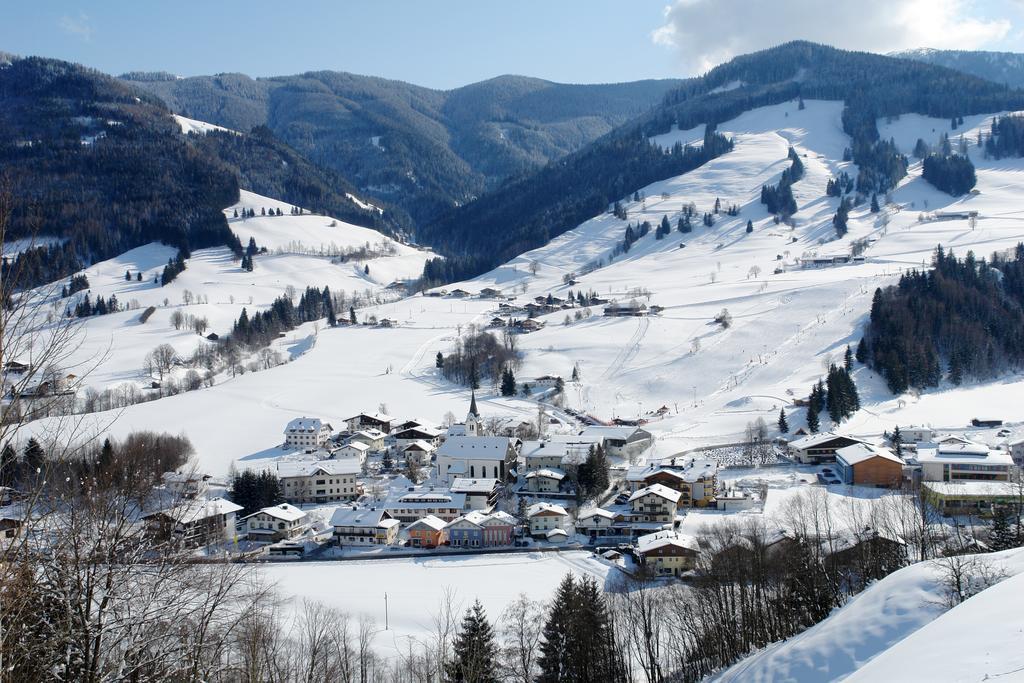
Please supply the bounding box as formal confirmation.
[714,547,1024,682]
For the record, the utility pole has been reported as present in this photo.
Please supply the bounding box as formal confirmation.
[384,592,389,630]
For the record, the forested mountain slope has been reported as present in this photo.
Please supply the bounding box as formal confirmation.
[122,71,682,224]
[892,48,1024,88]
[423,41,1024,282]
[0,56,403,287]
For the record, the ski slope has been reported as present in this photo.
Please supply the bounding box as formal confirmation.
[22,101,1024,476]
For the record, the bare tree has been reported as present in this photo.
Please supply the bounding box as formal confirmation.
[145,343,176,381]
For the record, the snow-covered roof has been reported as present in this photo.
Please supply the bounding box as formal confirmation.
[449,478,500,493]
[581,425,652,442]
[345,412,393,423]
[276,459,361,478]
[922,481,1020,497]
[394,491,466,508]
[527,502,569,518]
[626,460,718,483]
[484,511,516,525]
[789,432,869,450]
[636,529,699,554]
[836,443,904,466]
[525,468,566,481]
[446,511,489,529]
[341,441,370,452]
[147,497,242,525]
[546,528,569,539]
[408,515,447,531]
[436,436,513,461]
[285,417,326,434]
[330,507,394,528]
[521,440,572,459]
[245,503,307,523]
[394,425,444,439]
[402,440,436,452]
[913,441,1013,466]
[351,428,386,440]
[577,507,615,520]
[629,483,682,504]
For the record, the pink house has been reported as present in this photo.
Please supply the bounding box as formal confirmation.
[480,511,516,546]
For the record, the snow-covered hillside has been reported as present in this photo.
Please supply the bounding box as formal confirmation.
[24,100,1024,477]
[714,547,1024,682]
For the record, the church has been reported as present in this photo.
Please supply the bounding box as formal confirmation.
[435,392,518,483]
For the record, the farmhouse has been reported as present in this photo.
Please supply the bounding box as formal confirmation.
[603,300,647,317]
[392,425,444,450]
[625,457,718,507]
[143,497,243,546]
[522,440,571,469]
[349,428,387,452]
[788,432,871,464]
[277,460,361,504]
[284,417,333,450]
[330,507,400,546]
[581,425,653,460]
[400,440,436,465]
[344,412,393,433]
[334,441,370,465]
[243,504,309,542]
[834,444,904,488]
[525,468,566,493]
[636,530,700,576]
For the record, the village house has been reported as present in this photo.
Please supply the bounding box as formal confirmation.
[635,530,700,576]
[334,441,370,465]
[344,412,393,433]
[525,468,566,493]
[625,457,718,507]
[900,426,935,443]
[527,502,571,538]
[0,516,23,548]
[603,300,647,317]
[243,503,309,542]
[629,484,682,524]
[479,287,503,298]
[522,440,571,470]
[1009,438,1024,467]
[449,478,501,510]
[480,511,516,545]
[581,425,653,460]
[401,440,436,466]
[407,515,447,548]
[393,424,444,450]
[575,508,617,540]
[384,491,466,523]
[143,497,243,546]
[788,432,871,464]
[349,428,387,452]
[515,318,545,333]
[284,417,333,450]
[532,375,563,389]
[909,440,1013,482]
[330,507,400,546]
[277,460,361,504]
[446,510,517,548]
[160,470,211,499]
[834,444,904,487]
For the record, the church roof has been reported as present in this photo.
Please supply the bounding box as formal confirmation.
[469,390,479,417]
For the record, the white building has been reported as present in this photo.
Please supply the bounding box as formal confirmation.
[580,425,653,460]
[1007,438,1024,467]
[349,429,386,452]
[277,460,361,504]
[526,502,571,537]
[575,508,617,539]
[521,440,571,470]
[330,507,399,546]
[449,478,500,510]
[910,440,1014,482]
[525,468,565,493]
[284,417,333,450]
[243,503,309,542]
[383,490,466,522]
[335,441,370,465]
[899,425,934,444]
[143,497,243,546]
[401,440,436,465]
[436,436,517,483]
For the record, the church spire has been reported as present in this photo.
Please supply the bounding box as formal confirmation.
[469,390,479,417]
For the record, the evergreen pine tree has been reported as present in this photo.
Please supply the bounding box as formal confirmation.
[436,352,444,369]
[844,345,854,372]
[990,506,1018,551]
[538,575,575,682]
[350,307,357,325]
[469,362,480,391]
[807,405,820,433]
[125,270,131,281]
[500,367,516,397]
[446,600,498,683]
[382,450,394,471]
[856,338,869,364]
[870,193,880,213]
[0,443,16,487]
[746,219,753,233]
[891,425,903,457]
[778,408,789,434]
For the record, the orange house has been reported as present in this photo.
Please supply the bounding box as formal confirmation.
[407,515,448,548]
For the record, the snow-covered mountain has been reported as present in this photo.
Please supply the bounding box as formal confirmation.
[891,47,1024,88]
[24,100,1024,479]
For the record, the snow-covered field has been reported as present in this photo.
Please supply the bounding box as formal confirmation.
[22,101,1024,478]
[259,550,612,657]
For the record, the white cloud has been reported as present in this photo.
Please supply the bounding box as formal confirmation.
[59,12,94,41]
[653,0,1012,74]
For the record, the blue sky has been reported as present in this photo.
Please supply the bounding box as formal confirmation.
[3,1,1024,88]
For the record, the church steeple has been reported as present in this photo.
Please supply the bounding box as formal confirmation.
[466,391,481,436]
